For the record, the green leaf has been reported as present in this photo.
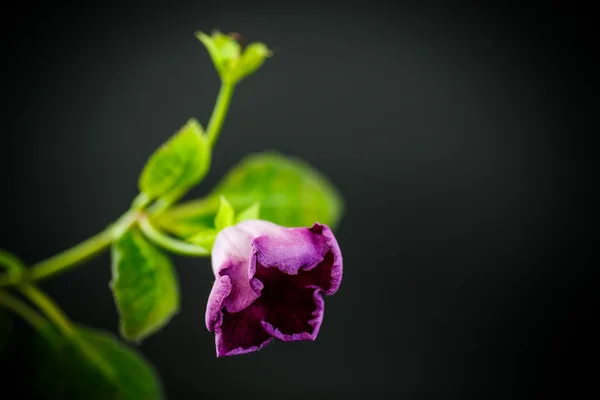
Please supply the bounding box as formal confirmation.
[236,202,261,223]
[34,324,163,399]
[139,118,210,200]
[187,229,217,251]
[110,228,180,342]
[0,310,13,352]
[214,196,235,232]
[157,152,344,236]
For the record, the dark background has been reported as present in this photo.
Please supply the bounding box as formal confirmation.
[0,2,596,399]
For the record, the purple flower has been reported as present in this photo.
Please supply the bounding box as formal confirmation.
[205,220,343,357]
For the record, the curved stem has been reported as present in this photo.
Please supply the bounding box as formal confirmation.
[19,284,114,375]
[0,75,238,286]
[0,249,26,272]
[138,216,209,256]
[18,284,74,336]
[0,288,48,332]
[15,284,115,376]
[0,250,26,286]
[27,229,114,284]
[157,196,221,222]
[0,211,140,287]
[146,186,188,217]
[143,82,235,216]
[206,82,235,148]
[131,192,152,211]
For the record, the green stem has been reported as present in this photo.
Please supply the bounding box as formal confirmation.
[29,211,138,282]
[144,82,235,216]
[131,192,152,211]
[206,82,235,148]
[0,210,139,287]
[138,216,209,256]
[30,230,113,283]
[16,284,115,377]
[0,75,237,286]
[146,186,188,217]
[18,284,75,336]
[157,196,221,222]
[0,250,26,285]
[0,288,48,332]
[0,249,26,272]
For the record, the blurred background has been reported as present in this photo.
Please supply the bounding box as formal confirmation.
[0,1,595,399]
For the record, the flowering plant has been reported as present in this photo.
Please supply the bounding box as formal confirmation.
[0,31,344,399]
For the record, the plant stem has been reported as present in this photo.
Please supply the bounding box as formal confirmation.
[29,211,138,283]
[157,196,221,222]
[14,284,115,376]
[30,229,113,283]
[0,249,25,273]
[0,250,26,286]
[131,192,152,210]
[0,79,237,286]
[0,288,48,332]
[138,216,209,256]
[206,82,235,148]
[144,82,235,216]
[18,284,75,337]
[0,210,139,287]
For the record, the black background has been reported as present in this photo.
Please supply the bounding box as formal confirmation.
[0,2,596,399]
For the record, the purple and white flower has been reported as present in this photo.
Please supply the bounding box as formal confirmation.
[205,220,343,357]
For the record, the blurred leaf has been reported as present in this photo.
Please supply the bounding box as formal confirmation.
[214,196,235,232]
[139,119,210,200]
[35,324,163,399]
[110,229,179,342]
[235,202,261,223]
[158,152,344,236]
[0,310,13,352]
[187,229,217,252]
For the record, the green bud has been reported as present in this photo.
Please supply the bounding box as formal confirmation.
[196,31,271,84]
[234,43,271,82]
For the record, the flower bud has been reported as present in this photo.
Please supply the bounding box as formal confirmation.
[196,31,271,84]
[205,220,342,356]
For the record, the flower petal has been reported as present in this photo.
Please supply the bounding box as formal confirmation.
[221,261,263,313]
[311,223,343,295]
[205,265,264,331]
[251,223,343,294]
[206,220,343,356]
[255,264,325,341]
[215,301,272,357]
[210,221,281,314]
[205,274,232,332]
